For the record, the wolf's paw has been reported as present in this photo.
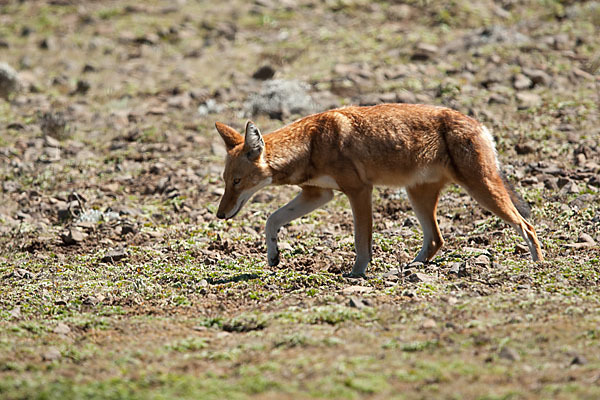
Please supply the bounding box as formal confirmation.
[268,252,280,267]
[343,272,367,279]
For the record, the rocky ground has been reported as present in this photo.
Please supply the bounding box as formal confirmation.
[0,0,599,399]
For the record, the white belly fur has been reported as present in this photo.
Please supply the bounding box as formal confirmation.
[304,175,340,190]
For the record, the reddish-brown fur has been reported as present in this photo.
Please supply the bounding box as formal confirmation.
[215,104,543,276]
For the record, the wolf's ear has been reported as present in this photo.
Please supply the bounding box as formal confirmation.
[215,122,243,151]
[244,121,264,160]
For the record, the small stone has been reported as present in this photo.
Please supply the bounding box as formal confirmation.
[514,243,529,254]
[112,221,131,236]
[211,142,227,157]
[516,92,542,109]
[53,323,71,335]
[488,93,508,104]
[2,180,19,193]
[60,227,87,245]
[246,79,315,120]
[42,347,62,361]
[578,233,596,246]
[513,74,532,90]
[83,295,103,306]
[279,242,293,252]
[199,279,209,288]
[41,147,61,163]
[522,68,551,86]
[40,111,69,139]
[71,79,90,95]
[10,306,21,319]
[515,142,535,155]
[100,248,128,263]
[39,37,55,50]
[407,261,424,268]
[407,272,435,283]
[474,254,491,267]
[562,181,580,194]
[348,296,366,309]
[557,177,571,188]
[499,346,520,361]
[448,262,467,277]
[396,91,417,104]
[421,318,437,329]
[570,354,588,366]
[0,62,20,99]
[342,285,373,295]
[14,268,32,279]
[252,65,276,80]
[382,268,400,281]
[44,135,61,148]
[411,43,439,61]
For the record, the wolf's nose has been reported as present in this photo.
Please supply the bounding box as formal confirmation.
[216,212,225,219]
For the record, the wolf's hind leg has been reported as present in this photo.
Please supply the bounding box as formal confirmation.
[406,180,447,263]
[459,175,543,261]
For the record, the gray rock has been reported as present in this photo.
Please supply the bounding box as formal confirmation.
[474,254,491,267]
[348,296,367,309]
[246,79,316,120]
[522,68,551,86]
[14,268,32,279]
[358,92,398,106]
[71,79,90,95]
[488,93,509,104]
[252,65,276,80]
[39,111,69,139]
[448,262,468,277]
[516,92,541,109]
[53,323,71,335]
[411,43,439,61]
[499,346,520,361]
[60,227,87,245]
[513,74,532,90]
[10,306,21,319]
[211,142,227,157]
[445,25,530,53]
[578,232,596,246]
[42,347,62,361]
[396,91,417,104]
[77,209,119,223]
[101,248,128,263]
[570,354,588,365]
[515,142,535,155]
[407,272,435,283]
[0,62,19,99]
[197,98,224,116]
[2,181,20,193]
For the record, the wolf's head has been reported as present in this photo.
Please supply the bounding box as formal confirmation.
[214,121,272,219]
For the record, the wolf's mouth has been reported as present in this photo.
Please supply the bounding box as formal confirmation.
[225,197,248,219]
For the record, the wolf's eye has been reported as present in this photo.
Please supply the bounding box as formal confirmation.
[233,178,241,185]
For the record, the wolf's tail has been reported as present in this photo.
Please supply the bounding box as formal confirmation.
[500,173,531,219]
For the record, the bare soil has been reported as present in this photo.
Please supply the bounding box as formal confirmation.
[0,1,599,399]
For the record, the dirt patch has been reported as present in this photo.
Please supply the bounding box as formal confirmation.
[0,0,599,399]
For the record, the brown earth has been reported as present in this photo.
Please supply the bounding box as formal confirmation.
[0,1,599,399]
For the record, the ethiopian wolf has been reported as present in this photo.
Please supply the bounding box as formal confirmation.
[214,104,543,277]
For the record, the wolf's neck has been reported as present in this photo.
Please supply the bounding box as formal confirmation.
[264,129,312,186]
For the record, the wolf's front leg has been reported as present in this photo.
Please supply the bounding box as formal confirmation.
[265,187,333,266]
[345,186,374,277]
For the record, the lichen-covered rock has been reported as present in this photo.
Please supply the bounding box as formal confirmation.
[0,62,19,99]
[245,79,316,120]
